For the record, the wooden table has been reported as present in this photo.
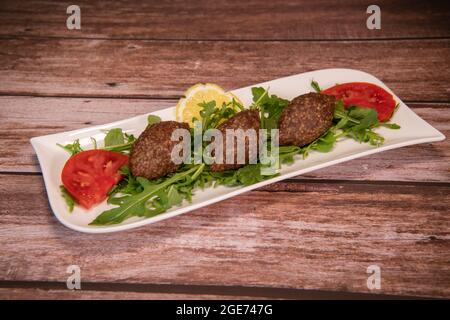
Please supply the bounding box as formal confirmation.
[0,0,449,299]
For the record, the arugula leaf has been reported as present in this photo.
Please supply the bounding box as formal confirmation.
[196,100,238,131]
[210,163,272,187]
[312,130,337,152]
[57,139,83,156]
[251,87,289,130]
[331,99,400,146]
[107,165,142,204]
[102,129,136,153]
[333,100,358,125]
[236,164,264,186]
[90,164,204,225]
[199,100,217,130]
[147,114,161,126]
[311,80,322,93]
[379,123,401,129]
[60,185,75,212]
[166,185,183,207]
[251,87,269,105]
[278,145,301,164]
[104,128,125,147]
[348,107,378,131]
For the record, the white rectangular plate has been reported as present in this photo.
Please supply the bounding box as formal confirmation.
[31,68,445,233]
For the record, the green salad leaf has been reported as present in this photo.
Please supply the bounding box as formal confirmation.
[195,99,242,131]
[60,185,75,212]
[90,164,205,225]
[251,87,289,130]
[102,128,136,153]
[311,80,322,93]
[147,114,161,126]
[210,164,267,187]
[379,123,401,129]
[57,139,83,156]
[333,101,391,146]
[104,128,125,147]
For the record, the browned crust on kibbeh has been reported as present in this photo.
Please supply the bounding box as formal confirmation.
[130,121,190,179]
[278,92,335,147]
[210,109,261,172]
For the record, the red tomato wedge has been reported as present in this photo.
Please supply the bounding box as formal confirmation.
[323,82,396,122]
[61,150,128,209]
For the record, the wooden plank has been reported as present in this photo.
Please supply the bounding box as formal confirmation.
[0,174,449,298]
[0,287,270,300]
[0,0,449,40]
[0,283,413,299]
[0,96,448,182]
[0,38,449,100]
[0,97,174,173]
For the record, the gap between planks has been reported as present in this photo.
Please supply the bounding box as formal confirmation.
[1,174,448,297]
[1,0,448,40]
[0,93,449,105]
[0,280,427,300]
[1,35,450,42]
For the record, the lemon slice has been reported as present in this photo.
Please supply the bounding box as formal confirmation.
[176,83,242,127]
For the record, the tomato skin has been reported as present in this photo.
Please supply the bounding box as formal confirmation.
[61,150,128,209]
[322,82,396,122]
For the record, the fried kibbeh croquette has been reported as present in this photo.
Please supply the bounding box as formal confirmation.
[130,121,190,179]
[278,92,335,146]
[210,110,261,172]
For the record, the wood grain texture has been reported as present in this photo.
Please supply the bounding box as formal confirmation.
[0,96,448,182]
[0,0,449,300]
[0,282,414,300]
[0,174,449,298]
[0,39,449,101]
[0,0,449,40]
[0,287,270,300]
